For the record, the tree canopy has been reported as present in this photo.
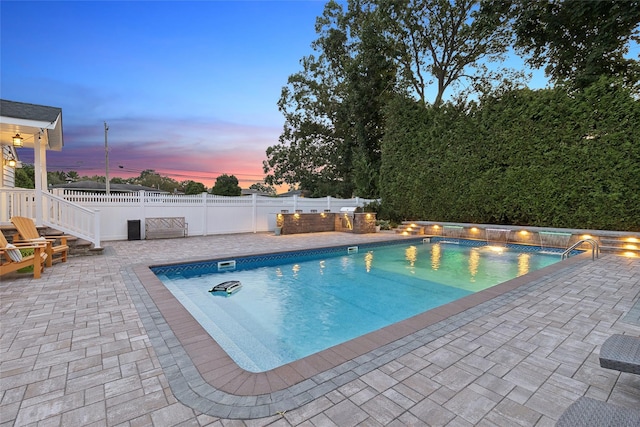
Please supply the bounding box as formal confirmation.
[511,0,640,89]
[380,77,640,230]
[262,0,639,230]
[264,0,527,198]
[210,174,242,196]
[13,167,209,195]
[249,182,277,196]
[263,0,640,205]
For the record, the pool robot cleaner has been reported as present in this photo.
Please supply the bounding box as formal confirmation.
[209,280,242,295]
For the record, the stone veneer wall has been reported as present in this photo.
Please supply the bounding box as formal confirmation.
[277,212,376,235]
[352,213,377,234]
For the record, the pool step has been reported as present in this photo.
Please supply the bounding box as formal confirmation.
[395,224,425,235]
[598,237,640,256]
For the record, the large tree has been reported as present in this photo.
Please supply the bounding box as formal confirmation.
[181,180,207,195]
[14,164,34,188]
[263,0,397,198]
[264,0,519,197]
[511,0,640,89]
[210,174,241,196]
[379,0,517,106]
[132,169,179,193]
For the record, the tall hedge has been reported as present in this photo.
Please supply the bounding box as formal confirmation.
[380,79,640,231]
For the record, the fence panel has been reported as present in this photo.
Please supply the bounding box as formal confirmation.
[1,189,376,241]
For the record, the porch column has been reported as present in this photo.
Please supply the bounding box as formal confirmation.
[33,133,48,226]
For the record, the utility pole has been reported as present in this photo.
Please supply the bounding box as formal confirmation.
[104,121,110,195]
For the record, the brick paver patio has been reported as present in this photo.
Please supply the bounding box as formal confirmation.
[1,232,639,426]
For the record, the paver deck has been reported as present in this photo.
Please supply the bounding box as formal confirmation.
[1,232,639,426]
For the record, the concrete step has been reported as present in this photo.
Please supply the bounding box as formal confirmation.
[598,238,640,256]
[2,225,102,257]
[395,224,425,235]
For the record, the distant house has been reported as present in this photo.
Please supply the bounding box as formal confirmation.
[241,188,272,197]
[52,181,169,193]
[277,189,306,198]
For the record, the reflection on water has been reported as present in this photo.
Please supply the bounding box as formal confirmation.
[431,243,441,270]
[517,253,530,276]
[292,264,300,277]
[405,246,417,274]
[365,251,373,272]
[468,247,480,281]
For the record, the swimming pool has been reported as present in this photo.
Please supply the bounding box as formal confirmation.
[152,238,565,372]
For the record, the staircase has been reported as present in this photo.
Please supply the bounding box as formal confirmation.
[395,223,426,235]
[2,225,103,257]
[39,226,103,256]
[598,237,640,257]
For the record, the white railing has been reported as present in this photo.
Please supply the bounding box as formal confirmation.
[43,192,102,249]
[1,188,375,244]
[1,188,102,248]
[0,188,37,219]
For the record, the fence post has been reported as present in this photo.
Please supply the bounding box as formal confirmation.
[138,191,145,238]
[252,193,257,233]
[202,192,208,236]
[93,209,102,249]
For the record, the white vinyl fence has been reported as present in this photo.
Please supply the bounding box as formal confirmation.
[53,190,376,241]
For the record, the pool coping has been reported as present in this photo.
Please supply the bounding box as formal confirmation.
[126,241,593,419]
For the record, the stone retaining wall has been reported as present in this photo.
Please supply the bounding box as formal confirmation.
[277,212,376,235]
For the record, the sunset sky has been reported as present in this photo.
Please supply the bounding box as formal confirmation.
[1,1,327,189]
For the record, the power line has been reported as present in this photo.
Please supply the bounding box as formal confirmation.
[44,163,268,181]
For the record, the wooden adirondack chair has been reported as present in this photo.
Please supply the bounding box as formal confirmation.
[10,216,69,267]
[0,233,48,279]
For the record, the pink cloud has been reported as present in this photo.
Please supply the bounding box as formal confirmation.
[18,114,283,189]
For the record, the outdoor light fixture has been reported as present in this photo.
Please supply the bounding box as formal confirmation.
[12,134,23,147]
[5,159,17,168]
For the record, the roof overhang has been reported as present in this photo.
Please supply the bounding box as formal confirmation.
[0,99,64,151]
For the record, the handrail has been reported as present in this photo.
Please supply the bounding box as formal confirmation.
[42,192,101,249]
[562,239,599,260]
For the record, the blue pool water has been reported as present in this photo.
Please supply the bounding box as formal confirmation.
[153,239,564,372]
